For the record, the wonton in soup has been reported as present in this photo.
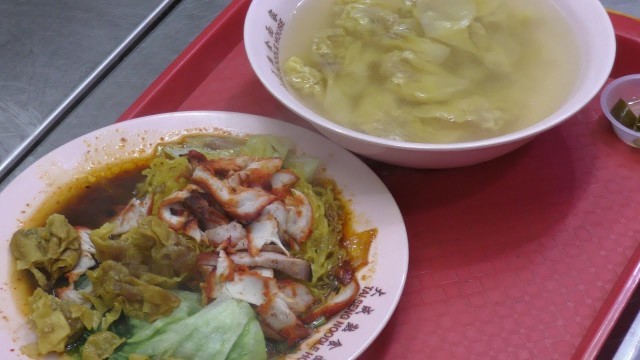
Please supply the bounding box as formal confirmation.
[282,0,579,143]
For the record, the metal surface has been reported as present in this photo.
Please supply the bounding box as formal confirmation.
[0,0,639,358]
[2,0,637,188]
[605,0,640,17]
[0,0,232,189]
[0,0,180,182]
[616,311,640,360]
[0,0,166,163]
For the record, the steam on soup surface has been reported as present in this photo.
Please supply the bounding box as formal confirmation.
[281,0,579,143]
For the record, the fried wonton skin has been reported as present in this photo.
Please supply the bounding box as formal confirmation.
[10,214,81,288]
[86,260,181,322]
[81,331,126,360]
[27,288,100,355]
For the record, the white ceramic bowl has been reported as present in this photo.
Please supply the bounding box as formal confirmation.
[244,0,616,168]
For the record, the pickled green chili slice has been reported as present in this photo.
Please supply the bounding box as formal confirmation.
[610,98,639,130]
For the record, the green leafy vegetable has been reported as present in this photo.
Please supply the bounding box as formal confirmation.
[10,214,80,288]
[239,134,293,159]
[159,134,293,161]
[125,291,201,343]
[160,135,246,160]
[137,157,192,215]
[112,297,266,360]
[284,153,320,182]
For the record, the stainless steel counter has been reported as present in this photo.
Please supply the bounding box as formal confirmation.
[1,0,639,185]
[0,0,232,187]
[1,0,640,358]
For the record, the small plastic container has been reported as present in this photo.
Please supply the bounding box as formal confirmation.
[600,74,640,148]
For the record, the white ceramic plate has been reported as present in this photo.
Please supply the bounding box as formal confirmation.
[0,111,408,360]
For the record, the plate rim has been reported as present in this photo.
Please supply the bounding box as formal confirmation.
[0,110,409,359]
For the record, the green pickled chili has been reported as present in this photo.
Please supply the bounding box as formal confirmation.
[610,98,640,130]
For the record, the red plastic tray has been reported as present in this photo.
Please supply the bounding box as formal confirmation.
[118,2,640,358]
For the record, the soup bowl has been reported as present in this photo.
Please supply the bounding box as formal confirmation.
[244,0,616,168]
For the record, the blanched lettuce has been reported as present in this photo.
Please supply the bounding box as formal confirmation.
[113,297,266,360]
[137,156,192,216]
[153,134,319,184]
[10,214,80,288]
[126,291,202,343]
[239,134,293,159]
[283,153,320,182]
[160,134,293,161]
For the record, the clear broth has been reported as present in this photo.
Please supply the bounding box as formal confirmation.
[281,0,580,143]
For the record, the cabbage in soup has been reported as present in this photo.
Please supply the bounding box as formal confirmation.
[281,0,579,143]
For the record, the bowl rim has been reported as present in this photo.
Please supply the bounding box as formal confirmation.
[610,119,640,138]
[601,74,640,138]
[244,0,617,152]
